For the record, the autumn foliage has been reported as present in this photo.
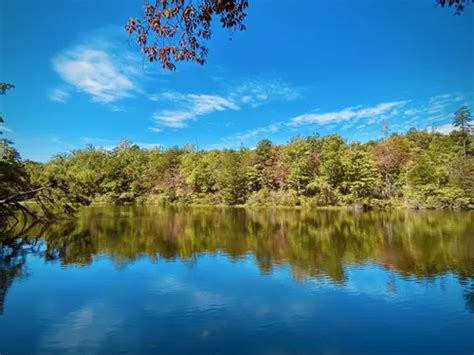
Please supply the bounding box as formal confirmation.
[437,0,473,14]
[125,0,248,70]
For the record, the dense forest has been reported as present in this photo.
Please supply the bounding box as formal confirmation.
[2,106,473,210]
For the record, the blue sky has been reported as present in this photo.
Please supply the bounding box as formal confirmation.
[1,0,473,162]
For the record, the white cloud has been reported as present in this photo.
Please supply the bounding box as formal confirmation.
[230,78,301,107]
[79,137,161,150]
[211,122,284,149]
[136,142,162,149]
[0,125,12,133]
[341,123,354,130]
[148,127,163,133]
[216,100,408,147]
[426,93,459,115]
[52,46,137,104]
[435,123,456,135]
[149,77,300,131]
[404,108,428,116]
[49,88,70,103]
[51,27,145,106]
[289,101,407,126]
[397,92,472,131]
[151,94,239,129]
[235,122,282,141]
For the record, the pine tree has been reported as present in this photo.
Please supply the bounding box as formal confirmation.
[453,106,472,158]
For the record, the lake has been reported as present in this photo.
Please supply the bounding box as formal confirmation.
[0,206,473,354]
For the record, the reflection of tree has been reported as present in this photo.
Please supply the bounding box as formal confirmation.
[0,240,24,315]
[0,217,54,315]
[0,219,48,314]
[460,278,474,313]
[1,207,473,311]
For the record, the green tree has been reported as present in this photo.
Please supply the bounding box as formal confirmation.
[0,83,27,198]
[342,147,380,201]
[247,139,273,192]
[216,150,247,204]
[375,134,412,197]
[319,135,348,189]
[453,106,472,158]
[284,137,312,194]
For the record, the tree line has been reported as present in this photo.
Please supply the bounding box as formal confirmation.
[2,106,470,210]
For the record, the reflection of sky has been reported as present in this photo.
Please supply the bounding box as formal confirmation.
[0,253,472,354]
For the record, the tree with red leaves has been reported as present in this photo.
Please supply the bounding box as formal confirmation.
[125,0,248,70]
[126,0,471,71]
[437,0,473,14]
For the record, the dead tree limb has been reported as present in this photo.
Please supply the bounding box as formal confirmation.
[0,185,65,222]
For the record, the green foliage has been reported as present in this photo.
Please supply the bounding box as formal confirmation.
[285,137,313,194]
[319,134,348,188]
[0,84,28,199]
[0,140,28,198]
[14,113,474,209]
[216,149,248,204]
[341,146,380,201]
[453,106,472,158]
[7,206,474,283]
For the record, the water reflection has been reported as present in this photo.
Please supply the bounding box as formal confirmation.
[0,207,473,354]
[2,207,473,281]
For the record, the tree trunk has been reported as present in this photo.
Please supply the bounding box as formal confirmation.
[0,186,60,221]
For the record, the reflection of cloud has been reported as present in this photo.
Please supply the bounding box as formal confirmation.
[151,276,186,294]
[40,302,123,351]
[148,276,227,312]
[191,290,226,310]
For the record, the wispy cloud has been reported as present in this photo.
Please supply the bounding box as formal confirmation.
[230,78,301,107]
[214,93,473,147]
[289,101,407,126]
[136,142,162,149]
[394,92,472,131]
[0,125,12,133]
[235,122,283,142]
[151,93,239,128]
[212,122,285,149]
[49,88,70,103]
[50,136,76,150]
[214,100,408,147]
[426,93,466,115]
[80,136,161,150]
[149,78,300,130]
[148,127,163,133]
[51,27,145,106]
[53,46,137,104]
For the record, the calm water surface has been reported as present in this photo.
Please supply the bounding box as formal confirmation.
[0,206,473,354]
